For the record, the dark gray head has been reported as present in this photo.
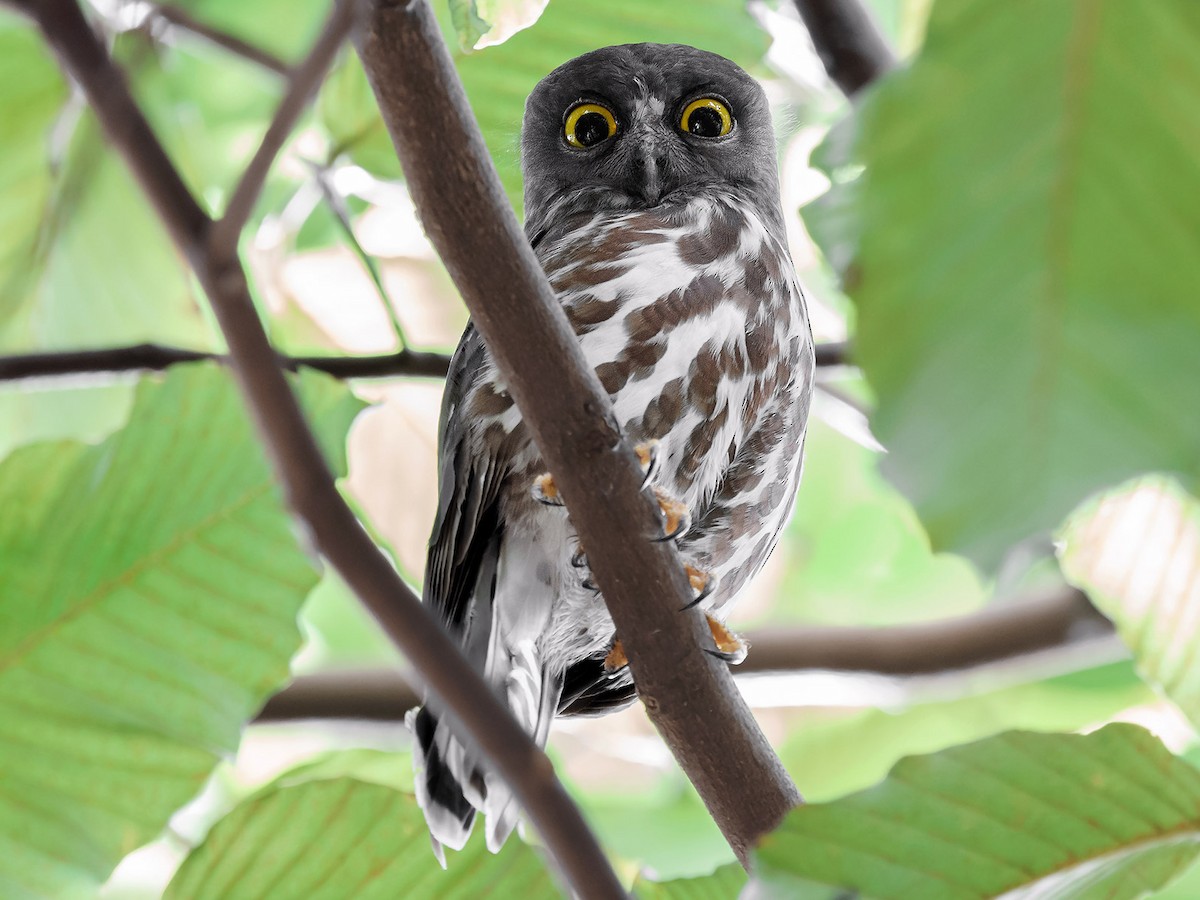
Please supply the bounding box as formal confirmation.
[521,44,780,239]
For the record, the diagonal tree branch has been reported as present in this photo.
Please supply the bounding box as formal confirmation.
[0,344,451,381]
[256,587,1115,722]
[356,0,801,866]
[22,2,623,896]
[146,2,291,76]
[793,0,898,97]
[211,0,357,255]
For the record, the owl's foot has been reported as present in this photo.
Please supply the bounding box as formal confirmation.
[602,614,746,672]
[652,487,691,541]
[531,472,564,506]
[704,615,749,665]
[604,639,627,671]
[533,441,658,508]
[680,563,715,609]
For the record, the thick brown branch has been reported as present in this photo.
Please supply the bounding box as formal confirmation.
[148,2,291,75]
[0,344,451,381]
[357,0,800,867]
[792,0,897,97]
[256,588,1113,722]
[212,0,357,255]
[28,3,621,896]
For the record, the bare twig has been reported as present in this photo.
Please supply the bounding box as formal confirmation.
[357,0,800,867]
[792,0,897,97]
[25,2,622,896]
[0,344,451,381]
[212,0,357,255]
[310,162,410,348]
[147,2,291,76]
[256,588,1113,722]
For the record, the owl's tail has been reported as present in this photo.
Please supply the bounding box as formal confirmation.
[409,641,561,864]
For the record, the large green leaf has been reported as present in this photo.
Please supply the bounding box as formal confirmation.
[754,724,1200,900]
[809,0,1200,569]
[1060,477,1200,730]
[0,364,362,898]
[325,0,768,210]
[165,774,558,899]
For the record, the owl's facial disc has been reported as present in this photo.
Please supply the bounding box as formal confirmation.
[522,44,781,234]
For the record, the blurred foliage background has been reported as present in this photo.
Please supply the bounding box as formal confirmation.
[1,0,1199,896]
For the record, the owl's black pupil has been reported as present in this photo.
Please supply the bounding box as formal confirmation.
[688,107,724,137]
[575,112,611,146]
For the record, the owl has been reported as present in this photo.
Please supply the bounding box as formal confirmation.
[409,43,814,860]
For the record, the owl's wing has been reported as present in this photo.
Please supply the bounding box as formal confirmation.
[424,323,506,640]
[557,657,637,717]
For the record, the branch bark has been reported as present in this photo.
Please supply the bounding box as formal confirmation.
[356,0,800,867]
[792,0,898,97]
[256,588,1113,722]
[24,2,623,896]
[0,344,451,381]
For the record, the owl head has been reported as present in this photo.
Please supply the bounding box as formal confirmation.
[521,43,780,239]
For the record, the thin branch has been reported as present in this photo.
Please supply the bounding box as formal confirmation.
[256,588,1113,722]
[814,338,850,367]
[357,0,800,867]
[26,3,622,896]
[792,0,898,97]
[211,0,357,256]
[0,344,451,381]
[147,2,291,76]
[310,162,410,348]
[0,341,846,382]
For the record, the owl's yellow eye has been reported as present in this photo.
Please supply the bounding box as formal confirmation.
[564,103,618,148]
[680,97,733,138]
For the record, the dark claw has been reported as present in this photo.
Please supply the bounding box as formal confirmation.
[581,576,600,592]
[636,440,660,489]
[678,575,715,611]
[531,474,565,507]
[703,646,748,665]
[570,547,588,568]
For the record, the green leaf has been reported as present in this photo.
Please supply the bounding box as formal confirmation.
[165,774,558,899]
[754,724,1200,900]
[779,660,1154,804]
[322,0,768,209]
[1060,476,1200,730]
[171,0,331,65]
[633,863,746,899]
[0,364,361,897]
[809,0,1200,569]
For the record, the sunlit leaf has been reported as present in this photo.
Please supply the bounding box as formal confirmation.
[754,724,1200,899]
[165,775,558,899]
[1060,477,1200,730]
[809,0,1200,569]
[0,364,362,897]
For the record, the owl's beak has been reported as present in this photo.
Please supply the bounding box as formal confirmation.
[626,125,672,206]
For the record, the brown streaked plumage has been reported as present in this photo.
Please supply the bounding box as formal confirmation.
[410,43,814,861]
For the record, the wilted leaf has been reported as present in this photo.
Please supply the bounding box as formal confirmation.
[0,364,362,897]
[1060,477,1200,730]
[165,775,557,899]
[809,0,1200,568]
[754,724,1200,899]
